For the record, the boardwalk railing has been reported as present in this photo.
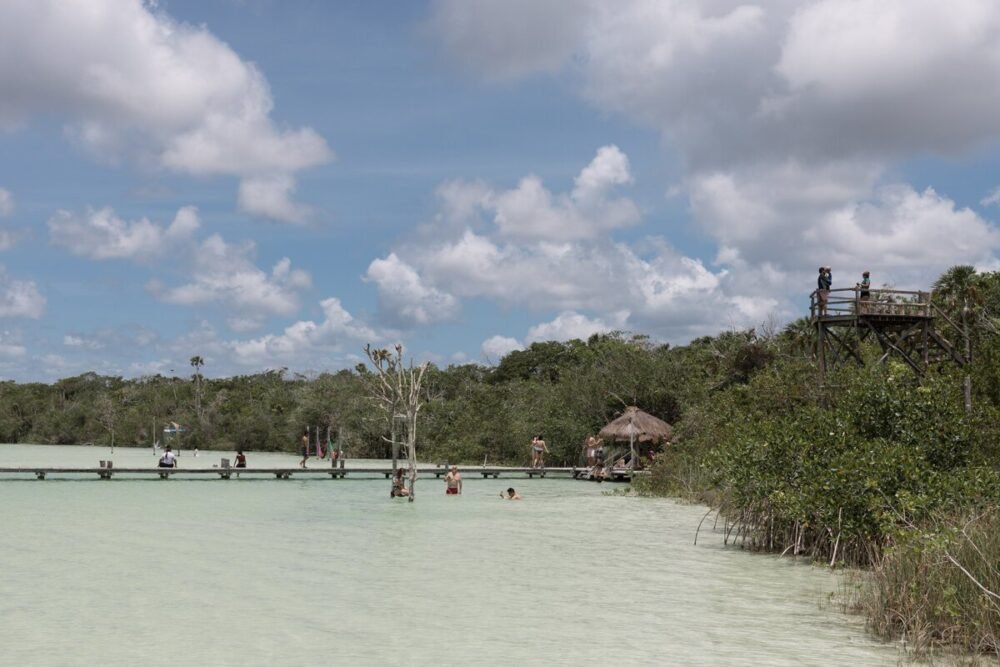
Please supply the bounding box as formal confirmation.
[810,287,933,320]
[0,465,607,481]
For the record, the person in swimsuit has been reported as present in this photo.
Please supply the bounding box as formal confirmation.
[584,435,597,466]
[592,440,605,480]
[500,487,522,500]
[530,434,549,469]
[445,465,462,495]
[391,467,409,497]
[234,450,247,468]
[299,429,309,468]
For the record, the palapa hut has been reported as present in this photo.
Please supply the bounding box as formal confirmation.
[598,406,673,473]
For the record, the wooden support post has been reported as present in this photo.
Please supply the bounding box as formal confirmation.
[817,320,826,381]
[35,472,45,480]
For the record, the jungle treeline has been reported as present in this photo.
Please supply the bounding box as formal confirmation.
[3,265,1000,653]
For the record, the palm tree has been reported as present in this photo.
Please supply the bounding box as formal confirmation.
[190,355,205,419]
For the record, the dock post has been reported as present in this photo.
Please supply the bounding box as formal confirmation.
[35,471,46,480]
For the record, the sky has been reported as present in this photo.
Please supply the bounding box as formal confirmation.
[1,0,999,382]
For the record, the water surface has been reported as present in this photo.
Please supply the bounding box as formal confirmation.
[0,445,900,666]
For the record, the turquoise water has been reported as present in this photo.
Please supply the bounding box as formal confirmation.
[0,445,901,666]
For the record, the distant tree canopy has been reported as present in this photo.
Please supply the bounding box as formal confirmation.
[1,267,997,479]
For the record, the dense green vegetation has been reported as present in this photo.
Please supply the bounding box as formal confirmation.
[2,265,999,654]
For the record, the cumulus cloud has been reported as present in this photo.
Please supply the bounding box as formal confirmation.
[237,174,311,224]
[0,188,12,217]
[480,335,523,361]
[226,297,380,366]
[441,145,640,241]
[480,310,628,363]
[526,310,628,343]
[0,268,45,319]
[427,0,1000,293]
[371,146,775,342]
[0,1,331,222]
[365,252,459,326]
[48,205,200,261]
[153,235,311,328]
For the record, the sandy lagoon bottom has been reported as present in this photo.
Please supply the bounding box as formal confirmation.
[0,445,901,666]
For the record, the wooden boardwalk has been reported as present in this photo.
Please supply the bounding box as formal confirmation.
[0,465,638,481]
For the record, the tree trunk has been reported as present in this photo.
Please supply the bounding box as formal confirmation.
[406,411,417,502]
[391,418,398,473]
[963,306,973,413]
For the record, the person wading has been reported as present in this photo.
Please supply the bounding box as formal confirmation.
[444,465,462,495]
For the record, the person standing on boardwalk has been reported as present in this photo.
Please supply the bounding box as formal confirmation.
[445,465,462,495]
[859,270,871,299]
[299,429,309,468]
[584,435,598,466]
[817,266,832,316]
[530,434,549,469]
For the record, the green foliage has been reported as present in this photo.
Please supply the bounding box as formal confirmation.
[856,510,1000,656]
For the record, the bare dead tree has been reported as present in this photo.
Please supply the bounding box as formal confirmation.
[365,343,429,502]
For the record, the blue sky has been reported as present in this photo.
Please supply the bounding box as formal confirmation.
[0,0,999,381]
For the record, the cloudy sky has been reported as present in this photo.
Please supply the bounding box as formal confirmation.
[1,0,999,381]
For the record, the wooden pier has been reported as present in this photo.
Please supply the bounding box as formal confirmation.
[810,286,967,378]
[0,465,637,481]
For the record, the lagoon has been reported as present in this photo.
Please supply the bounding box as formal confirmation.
[0,444,900,666]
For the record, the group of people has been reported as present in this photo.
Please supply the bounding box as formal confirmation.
[392,464,463,497]
[815,267,871,316]
[299,428,343,468]
[388,464,521,499]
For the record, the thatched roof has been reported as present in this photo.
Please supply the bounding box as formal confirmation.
[598,406,673,444]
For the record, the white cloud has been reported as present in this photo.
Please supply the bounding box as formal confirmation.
[425,0,592,81]
[370,145,781,342]
[154,234,311,327]
[0,268,45,319]
[237,174,311,224]
[526,310,628,343]
[0,188,13,217]
[981,186,1000,207]
[48,205,200,261]
[0,1,331,221]
[365,252,459,326]
[813,185,1000,280]
[227,297,380,366]
[0,331,26,360]
[480,335,523,361]
[428,0,1000,298]
[435,179,493,227]
[63,335,104,350]
[441,145,639,241]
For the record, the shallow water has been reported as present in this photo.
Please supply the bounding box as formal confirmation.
[0,445,901,666]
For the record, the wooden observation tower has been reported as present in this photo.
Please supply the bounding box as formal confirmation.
[810,287,968,380]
